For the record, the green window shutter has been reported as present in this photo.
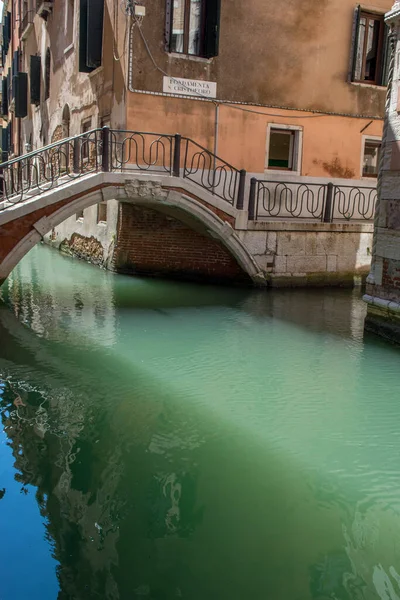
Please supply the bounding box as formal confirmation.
[15,72,28,118]
[349,5,361,82]
[203,0,221,58]
[379,25,391,86]
[30,56,41,105]
[1,77,8,115]
[86,0,104,68]
[2,126,8,153]
[79,0,94,72]
[165,0,172,52]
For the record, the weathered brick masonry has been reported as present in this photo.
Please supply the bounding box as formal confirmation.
[112,203,249,283]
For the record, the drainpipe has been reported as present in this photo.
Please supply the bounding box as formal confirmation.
[212,101,219,194]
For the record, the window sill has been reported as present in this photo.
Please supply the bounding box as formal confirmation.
[88,66,103,79]
[167,52,212,64]
[97,221,107,226]
[265,168,301,177]
[350,81,386,90]
[64,43,74,56]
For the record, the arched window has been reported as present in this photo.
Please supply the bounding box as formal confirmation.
[44,48,51,100]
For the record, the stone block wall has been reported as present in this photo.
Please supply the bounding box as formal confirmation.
[238,223,373,286]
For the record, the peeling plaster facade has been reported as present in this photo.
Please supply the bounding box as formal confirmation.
[364,1,400,341]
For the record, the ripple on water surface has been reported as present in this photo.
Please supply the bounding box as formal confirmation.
[1,244,400,599]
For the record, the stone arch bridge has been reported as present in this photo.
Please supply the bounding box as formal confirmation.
[0,128,377,287]
[0,128,265,286]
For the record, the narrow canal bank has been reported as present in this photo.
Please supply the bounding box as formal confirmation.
[1,244,400,600]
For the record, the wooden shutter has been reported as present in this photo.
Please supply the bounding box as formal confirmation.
[2,126,8,154]
[1,77,8,115]
[30,56,41,104]
[6,69,10,105]
[379,25,391,86]
[15,72,28,118]
[7,121,12,155]
[79,0,94,72]
[349,5,361,82]
[203,0,221,58]
[87,0,104,68]
[165,0,172,52]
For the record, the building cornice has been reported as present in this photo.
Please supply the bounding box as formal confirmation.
[385,3,400,23]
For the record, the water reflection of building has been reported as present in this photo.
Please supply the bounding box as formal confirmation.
[1,245,117,348]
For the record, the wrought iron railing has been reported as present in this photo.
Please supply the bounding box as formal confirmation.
[248,178,377,222]
[0,127,376,221]
[0,128,247,210]
[181,137,245,206]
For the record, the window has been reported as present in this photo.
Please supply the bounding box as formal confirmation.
[76,209,84,220]
[65,0,74,48]
[351,8,390,85]
[362,139,381,177]
[97,201,107,223]
[79,0,104,72]
[44,48,50,100]
[81,118,91,160]
[166,0,220,58]
[266,126,302,173]
[170,0,204,55]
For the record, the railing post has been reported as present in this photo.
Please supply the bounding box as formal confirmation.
[101,126,110,172]
[73,138,80,174]
[236,169,246,210]
[173,134,181,177]
[248,177,257,221]
[323,182,334,223]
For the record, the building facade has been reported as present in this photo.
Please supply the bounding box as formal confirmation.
[0,0,394,284]
[364,1,400,341]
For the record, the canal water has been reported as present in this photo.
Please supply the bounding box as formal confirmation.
[1,244,400,600]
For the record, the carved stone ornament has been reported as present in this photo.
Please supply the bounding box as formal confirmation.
[124,179,168,200]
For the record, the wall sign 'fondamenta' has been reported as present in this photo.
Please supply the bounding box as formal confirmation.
[163,76,217,99]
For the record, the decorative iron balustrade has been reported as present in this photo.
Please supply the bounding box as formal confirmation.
[181,137,245,206]
[0,128,376,222]
[108,130,174,174]
[0,128,246,210]
[0,129,102,206]
[248,178,377,222]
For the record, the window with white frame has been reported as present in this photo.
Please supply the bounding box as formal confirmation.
[65,0,75,48]
[362,138,381,177]
[266,126,302,172]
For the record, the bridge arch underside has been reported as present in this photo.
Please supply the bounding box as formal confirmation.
[0,184,261,286]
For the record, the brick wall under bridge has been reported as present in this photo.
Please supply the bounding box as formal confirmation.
[0,172,375,287]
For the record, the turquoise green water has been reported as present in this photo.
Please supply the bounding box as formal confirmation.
[1,244,400,600]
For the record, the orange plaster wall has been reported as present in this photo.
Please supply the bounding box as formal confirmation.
[127,93,383,179]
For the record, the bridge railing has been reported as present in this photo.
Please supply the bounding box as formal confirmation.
[0,129,103,206]
[0,128,247,210]
[0,128,376,221]
[248,178,377,222]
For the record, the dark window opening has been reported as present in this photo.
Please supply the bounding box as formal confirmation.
[363,139,381,177]
[76,209,84,220]
[44,48,50,100]
[268,129,296,171]
[97,201,107,223]
[351,9,389,85]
